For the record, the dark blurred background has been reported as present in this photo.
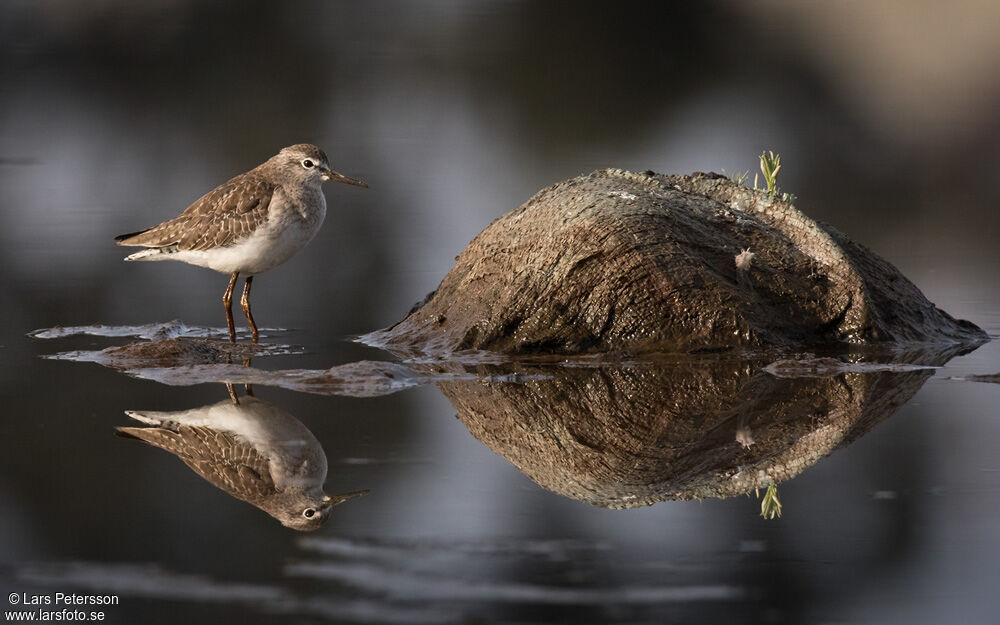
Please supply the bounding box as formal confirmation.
[1,2,999,624]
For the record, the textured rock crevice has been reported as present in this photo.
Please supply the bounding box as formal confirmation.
[365,170,987,355]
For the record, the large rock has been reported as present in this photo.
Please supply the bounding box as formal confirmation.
[364,170,987,354]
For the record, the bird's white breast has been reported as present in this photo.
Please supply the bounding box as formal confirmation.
[173,187,327,276]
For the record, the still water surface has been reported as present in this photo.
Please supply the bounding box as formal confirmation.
[4,315,998,624]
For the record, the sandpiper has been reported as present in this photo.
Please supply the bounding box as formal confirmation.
[117,396,369,531]
[115,144,367,343]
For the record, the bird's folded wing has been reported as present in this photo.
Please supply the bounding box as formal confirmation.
[118,425,277,503]
[117,175,275,251]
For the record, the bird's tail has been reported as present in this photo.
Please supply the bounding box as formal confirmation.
[114,228,152,244]
[116,227,178,261]
[123,247,174,262]
[123,410,168,425]
[114,426,150,441]
[114,426,181,455]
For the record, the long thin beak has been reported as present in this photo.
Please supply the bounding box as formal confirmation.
[321,489,370,508]
[321,167,368,188]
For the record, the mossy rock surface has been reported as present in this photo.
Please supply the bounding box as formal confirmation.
[366,170,987,354]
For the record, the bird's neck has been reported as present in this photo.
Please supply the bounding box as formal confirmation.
[275,183,326,223]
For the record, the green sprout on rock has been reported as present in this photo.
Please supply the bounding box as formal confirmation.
[727,150,797,203]
[753,150,796,203]
[759,150,782,195]
[759,484,783,519]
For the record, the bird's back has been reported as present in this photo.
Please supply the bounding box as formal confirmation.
[115,170,276,252]
[117,423,278,504]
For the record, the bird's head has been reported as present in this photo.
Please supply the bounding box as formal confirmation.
[273,488,370,532]
[273,144,368,190]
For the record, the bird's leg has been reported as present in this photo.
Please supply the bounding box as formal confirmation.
[241,276,259,344]
[243,356,254,396]
[224,353,240,405]
[223,272,239,343]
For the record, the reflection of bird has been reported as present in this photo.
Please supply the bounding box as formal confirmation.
[115,144,367,343]
[117,396,367,531]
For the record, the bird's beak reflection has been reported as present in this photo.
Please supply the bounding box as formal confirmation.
[322,489,370,508]
[321,168,368,188]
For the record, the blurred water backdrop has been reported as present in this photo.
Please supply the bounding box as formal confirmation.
[2,2,1000,624]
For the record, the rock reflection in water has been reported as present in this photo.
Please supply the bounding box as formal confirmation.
[436,352,957,510]
[117,394,368,531]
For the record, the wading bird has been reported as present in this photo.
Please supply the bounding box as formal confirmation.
[115,144,367,343]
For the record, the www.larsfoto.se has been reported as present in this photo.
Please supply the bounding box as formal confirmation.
[5,609,107,621]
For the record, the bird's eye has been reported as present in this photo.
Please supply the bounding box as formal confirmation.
[302,159,314,169]
[303,508,316,518]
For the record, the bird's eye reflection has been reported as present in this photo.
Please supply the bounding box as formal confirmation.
[116,388,367,531]
[302,159,314,169]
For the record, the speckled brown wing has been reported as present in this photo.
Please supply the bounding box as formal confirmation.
[116,173,275,251]
[117,425,276,504]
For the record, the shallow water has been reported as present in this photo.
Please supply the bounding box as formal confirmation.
[3,3,1000,624]
[6,326,999,623]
